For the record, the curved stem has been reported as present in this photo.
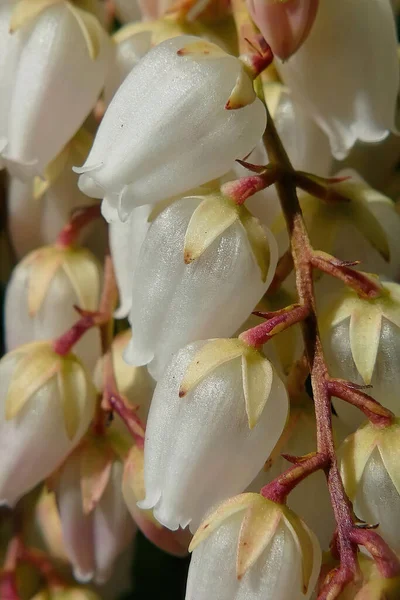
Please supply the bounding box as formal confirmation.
[262,106,360,596]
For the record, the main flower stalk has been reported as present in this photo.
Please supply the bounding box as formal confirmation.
[262,104,398,597]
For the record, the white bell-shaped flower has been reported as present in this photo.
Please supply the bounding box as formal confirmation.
[5,245,102,371]
[109,205,151,319]
[139,339,289,532]
[1,0,111,178]
[8,129,99,258]
[0,341,96,506]
[93,329,155,422]
[340,420,400,553]
[55,450,136,584]
[125,195,277,378]
[321,280,400,430]
[249,407,349,550]
[186,493,321,600]
[276,0,399,159]
[75,35,266,220]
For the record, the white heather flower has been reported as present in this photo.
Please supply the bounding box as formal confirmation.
[340,420,400,553]
[277,0,399,159]
[114,0,142,22]
[0,341,96,506]
[122,445,191,556]
[249,408,350,550]
[5,246,102,371]
[109,205,152,319]
[186,494,321,600]
[55,450,136,584]
[0,0,111,178]
[321,280,400,429]
[75,35,266,220]
[93,329,155,423]
[8,129,98,258]
[139,339,289,531]
[125,195,277,378]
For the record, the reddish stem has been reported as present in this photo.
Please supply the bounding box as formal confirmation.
[0,573,20,600]
[107,391,145,449]
[263,108,360,596]
[56,204,101,249]
[294,171,352,205]
[310,251,383,299]
[328,379,394,427]
[20,548,66,587]
[350,529,400,578]
[239,303,309,346]
[221,167,280,205]
[261,452,328,504]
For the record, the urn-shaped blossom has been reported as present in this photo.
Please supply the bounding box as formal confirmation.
[340,420,400,553]
[109,205,151,319]
[76,35,266,220]
[122,445,191,556]
[125,194,277,377]
[139,339,289,532]
[8,129,99,258]
[5,245,102,370]
[0,341,96,506]
[186,493,321,600]
[321,280,400,429]
[277,0,399,158]
[55,443,136,584]
[247,0,319,60]
[1,0,111,178]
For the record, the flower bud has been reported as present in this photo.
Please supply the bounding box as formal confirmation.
[93,329,155,422]
[5,245,102,371]
[320,280,400,429]
[75,35,266,220]
[247,0,319,60]
[109,205,151,318]
[340,420,400,553]
[337,554,400,599]
[0,341,96,506]
[139,339,289,531]
[276,0,399,159]
[8,129,99,259]
[1,0,112,178]
[249,407,349,549]
[122,445,190,556]
[125,195,277,378]
[187,493,321,600]
[55,446,136,584]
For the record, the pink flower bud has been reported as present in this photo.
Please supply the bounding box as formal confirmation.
[247,0,319,60]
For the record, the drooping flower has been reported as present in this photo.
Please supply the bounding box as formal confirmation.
[138,339,289,531]
[7,129,99,258]
[186,493,321,600]
[340,420,400,553]
[247,0,319,60]
[124,194,277,377]
[276,0,399,159]
[54,443,136,584]
[320,280,400,429]
[0,341,96,506]
[5,245,102,371]
[0,0,112,178]
[75,35,266,221]
[122,445,191,556]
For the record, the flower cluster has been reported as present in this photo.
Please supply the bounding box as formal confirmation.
[0,1,400,600]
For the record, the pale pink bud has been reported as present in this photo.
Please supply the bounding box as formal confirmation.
[247,0,319,60]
